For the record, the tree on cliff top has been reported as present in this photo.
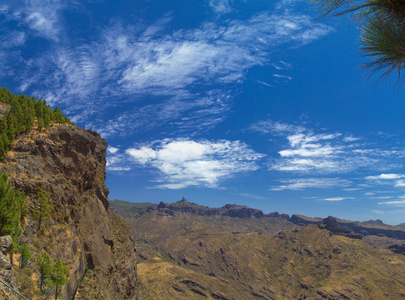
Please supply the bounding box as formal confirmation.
[313,0,405,85]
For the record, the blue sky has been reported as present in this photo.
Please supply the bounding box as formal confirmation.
[2,0,405,225]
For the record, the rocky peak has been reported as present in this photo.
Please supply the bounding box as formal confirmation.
[179,197,188,204]
[318,216,363,239]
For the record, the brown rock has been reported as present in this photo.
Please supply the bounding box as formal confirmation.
[0,235,18,300]
[1,124,141,299]
[0,236,13,255]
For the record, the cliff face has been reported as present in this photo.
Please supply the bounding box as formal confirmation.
[0,236,18,300]
[1,123,140,299]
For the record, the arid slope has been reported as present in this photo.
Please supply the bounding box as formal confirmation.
[112,199,405,299]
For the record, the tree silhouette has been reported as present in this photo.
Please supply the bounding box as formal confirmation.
[312,0,405,84]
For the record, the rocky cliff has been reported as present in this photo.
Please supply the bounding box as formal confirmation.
[0,236,18,300]
[0,123,141,299]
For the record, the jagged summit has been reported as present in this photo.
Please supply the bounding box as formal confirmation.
[179,197,188,203]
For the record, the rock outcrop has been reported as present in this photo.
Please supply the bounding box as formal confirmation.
[1,123,140,299]
[318,216,363,239]
[290,214,405,241]
[0,235,18,300]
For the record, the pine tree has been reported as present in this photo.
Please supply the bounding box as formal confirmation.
[6,114,15,142]
[35,99,43,118]
[2,132,9,151]
[49,259,68,300]
[33,188,51,232]
[37,117,44,132]
[19,243,32,269]
[0,172,18,236]
[53,107,64,123]
[312,0,405,84]
[15,189,28,223]
[0,137,5,161]
[36,251,52,291]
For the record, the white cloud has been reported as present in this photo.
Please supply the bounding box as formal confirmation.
[238,193,268,200]
[271,178,351,191]
[126,147,157,164]
[272,74,292,80]
[343,188,362,191]
[366,173,405,180]
[207,0,232,14]
[252,119,401,176]
[1,3,334,136]
[107,146,119,154]
[394,180,405,187]
[9,0,79,41]
[378,199,405,206]
[364,173,405,189]
[279,145,338,157]
[107,166,131,172]
[89,91,232,138]
[343,136,361,142]
[250,120,305,135]
[257,80,273,87]
[114,12,332,95]
[322,197,355,201]
[126,139,265,189]
[106,146,130,172]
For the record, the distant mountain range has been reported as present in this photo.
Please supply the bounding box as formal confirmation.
[111,198,405,299]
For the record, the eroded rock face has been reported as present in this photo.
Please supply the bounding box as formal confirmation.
[0,235,18,300]
[0,236,13,255]
[2,124,140,299]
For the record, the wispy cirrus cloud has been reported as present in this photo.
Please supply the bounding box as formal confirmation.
[365,173,405,189]
[250,119,305,135]
[207,0,233,14]
[378,196,405,207]
[89,91,232,138]
[321,197,355,201]
[1,2,334,137]
[122,139,265,189]
[271,177,351,191]
[251,119,405,175]
[6,0,81,41]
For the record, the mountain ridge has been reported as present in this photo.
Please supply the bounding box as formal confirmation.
[111,198,405,299]
[111,197,405,235]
